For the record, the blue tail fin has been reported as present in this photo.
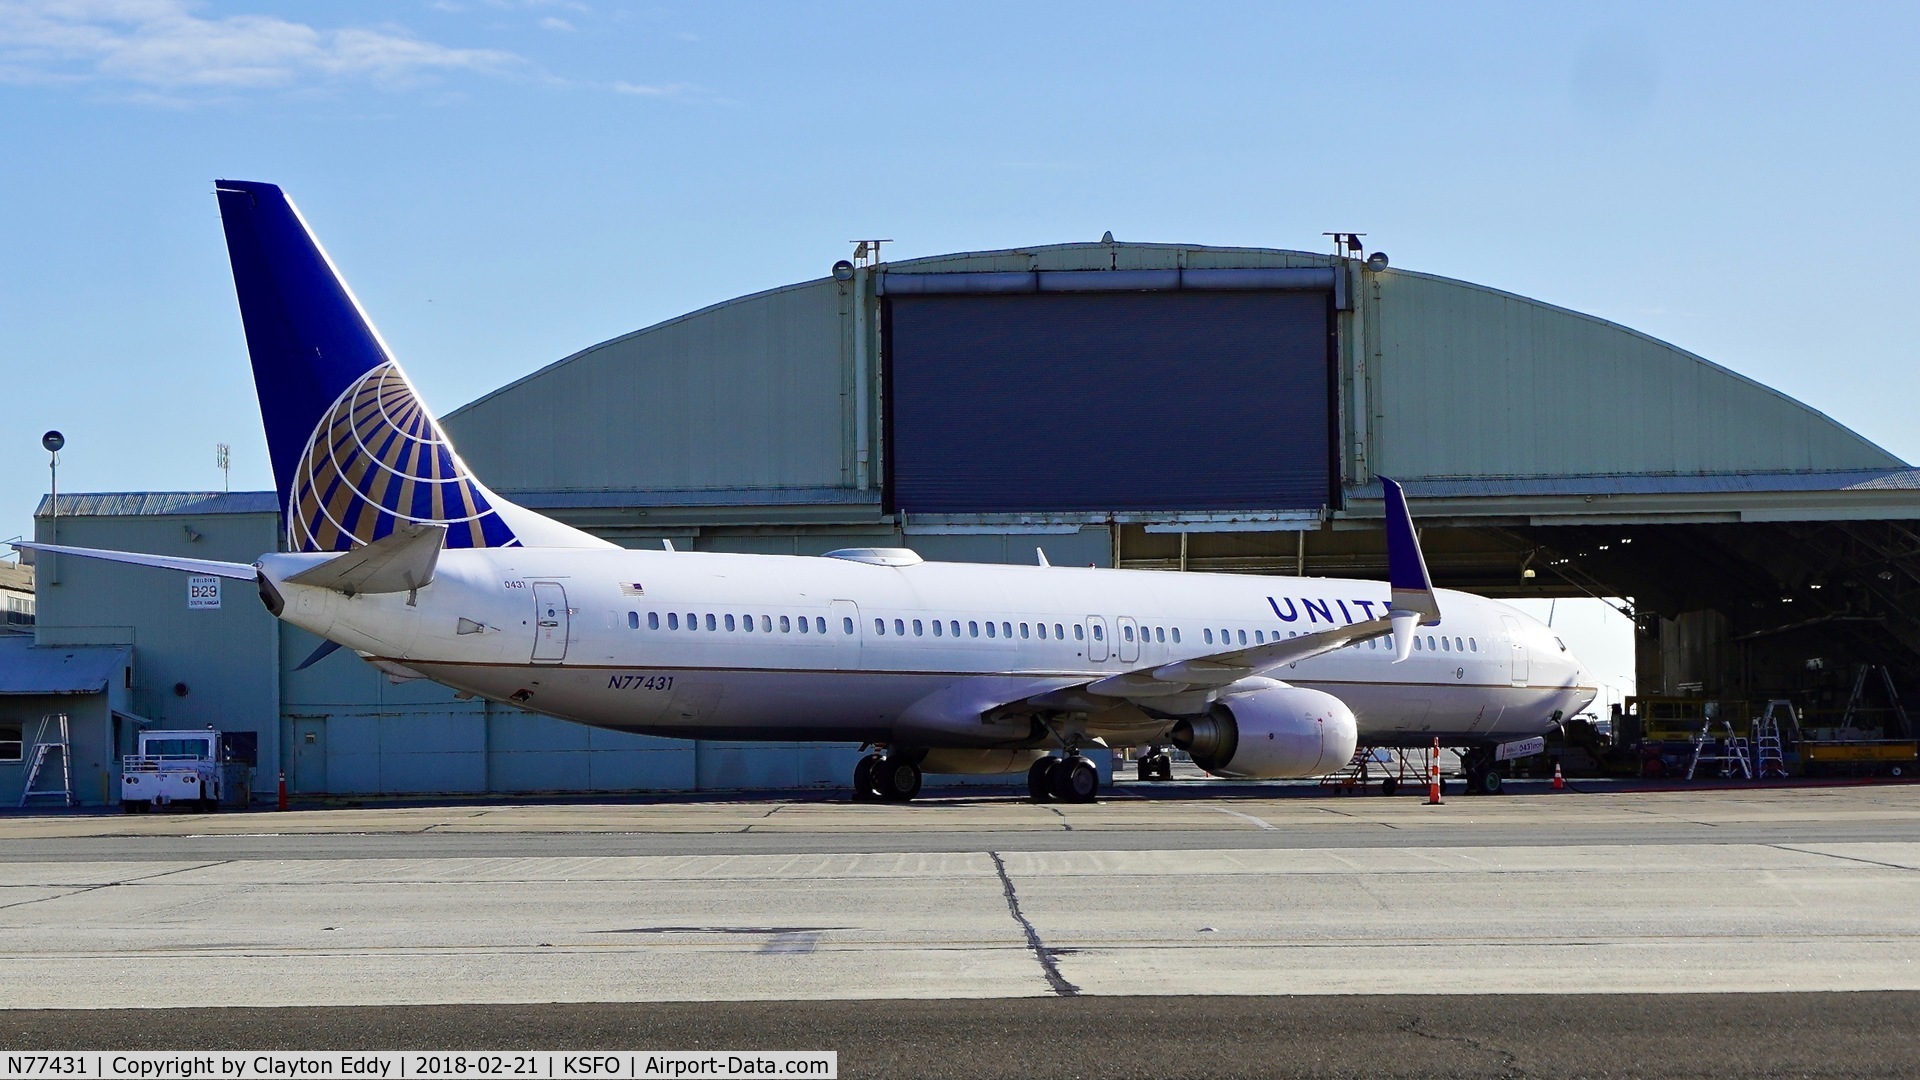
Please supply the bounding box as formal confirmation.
[215,180,597,552]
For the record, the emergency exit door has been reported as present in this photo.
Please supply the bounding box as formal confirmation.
[532,582,570,663]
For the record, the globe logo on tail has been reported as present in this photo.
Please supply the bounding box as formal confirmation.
[288,362,518,552]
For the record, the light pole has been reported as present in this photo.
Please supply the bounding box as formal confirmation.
[42,430,63,585]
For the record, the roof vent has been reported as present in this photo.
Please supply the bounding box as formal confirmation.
[824,547,924,567]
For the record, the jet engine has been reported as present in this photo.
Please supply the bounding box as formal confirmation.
[1169,683,1358,779]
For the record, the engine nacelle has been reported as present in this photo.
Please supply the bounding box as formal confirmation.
[1169,684,1358,779]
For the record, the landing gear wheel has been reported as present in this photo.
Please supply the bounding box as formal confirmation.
[1472,769,1503,796]
[1151,753,1173,781]
[873,757,922,802]
[1028,757,1057,802]
[1380,776,1400,797]
[1050,756,1099,803]
[851,754,880,802]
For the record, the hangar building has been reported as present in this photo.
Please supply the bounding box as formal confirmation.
[10,239,1918,805]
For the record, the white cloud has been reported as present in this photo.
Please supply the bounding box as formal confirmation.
[537,16,572,32]
[0,0,522,93]
[611,79,689,97]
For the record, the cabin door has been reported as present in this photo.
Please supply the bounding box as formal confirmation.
[1500,615,1530,686]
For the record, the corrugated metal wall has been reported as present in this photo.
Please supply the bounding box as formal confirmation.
[443,279,853,495]
[1367,270,1903,479]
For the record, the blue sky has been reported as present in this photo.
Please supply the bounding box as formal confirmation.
[2,0,1916,575]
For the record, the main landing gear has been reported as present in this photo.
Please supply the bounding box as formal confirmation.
[1029,754,1099,803]
[852,752,922,803]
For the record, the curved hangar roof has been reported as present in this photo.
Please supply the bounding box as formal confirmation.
[443,241,1909,526]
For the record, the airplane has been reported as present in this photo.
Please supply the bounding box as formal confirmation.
[15,180,1597,804]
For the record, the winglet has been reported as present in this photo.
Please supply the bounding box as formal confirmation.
[1381,477,1441,662]
[1036,547,1050,567]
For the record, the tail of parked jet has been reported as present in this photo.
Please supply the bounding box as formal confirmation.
[212,180,606,553]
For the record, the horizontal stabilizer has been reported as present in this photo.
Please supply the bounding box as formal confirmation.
[8,541,258,580]
[286,522,445,596]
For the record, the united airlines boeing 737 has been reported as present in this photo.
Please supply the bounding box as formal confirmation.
[16,181,1595,802]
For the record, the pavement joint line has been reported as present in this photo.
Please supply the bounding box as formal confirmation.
[1770,844,1920,872]
[1212,807,1277,831]
[987,850,1079,997]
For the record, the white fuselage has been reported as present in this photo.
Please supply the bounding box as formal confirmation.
[259,547,1596,750]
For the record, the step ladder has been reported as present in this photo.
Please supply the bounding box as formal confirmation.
[1686,720,1753,780]
[1754,700,1794,779]
[19,712,74,808]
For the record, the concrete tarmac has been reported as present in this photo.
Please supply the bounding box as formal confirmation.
[4,784,1919,1077]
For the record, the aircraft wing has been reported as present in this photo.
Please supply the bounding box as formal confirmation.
[8,541,259,580]
[1024,477,1439,710]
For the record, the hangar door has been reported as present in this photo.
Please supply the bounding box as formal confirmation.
[882,269,1337,514]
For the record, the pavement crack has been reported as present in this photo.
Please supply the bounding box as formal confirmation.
[0,860,231,913]
[1040,806,1074,831]
[1393,1010,1532,1077]
[987,850,1079,997]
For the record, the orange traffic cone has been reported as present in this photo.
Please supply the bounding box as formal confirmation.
[1427,738,1443,805]
[1551,762,1566,791]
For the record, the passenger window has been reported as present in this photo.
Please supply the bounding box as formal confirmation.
[1074,624,1085,641]
[780,616,792,633]
[743,613,755,632]
[1414,637,1422,651]
[1156,627,1166,643]
[970,621,980,638]
[1428,635,1436,650]
[1254,630,1264,644]
[844,617,854,635]
[1470,638,1478,652]
[1238,629,1248,645]
[1456,637,1465,651]
[986,622,996,639]
[798,616,810,634]
[817,617,826,634]
[1020,623,1030,639]
[1441,636,1449,652]
[875,618,885,635]
[1002,622,1012,638]
[761,615,772,632]
[1055,623,1065,639]
[913,619,924,637]
[668,613,679,630]
[1036,623,1046,640]
[951,620,961,637]
[1204,628,1214,644]
[1123,626,1134,642]
[895,618,906,636]
[725,614,736,632]
[933,620,944,637]
[1093,624,1104,641]
[700,614,712,631]
[648,612,660,630]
